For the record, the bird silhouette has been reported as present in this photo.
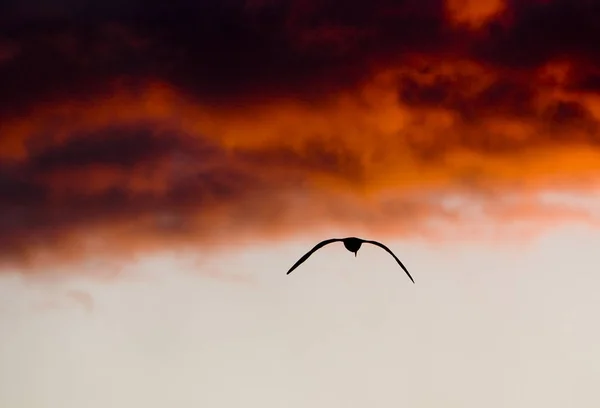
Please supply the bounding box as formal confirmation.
[286,237,414,283]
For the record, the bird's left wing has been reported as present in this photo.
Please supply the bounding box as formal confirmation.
[364,240,415,283]
[286,238,342,275]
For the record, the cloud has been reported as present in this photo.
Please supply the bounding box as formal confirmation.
[1,0,600,273]
[65,289,94,313]
[473,0,600,69]
[1,0,599,112]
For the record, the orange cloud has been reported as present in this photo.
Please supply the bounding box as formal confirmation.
[1,0,600,274]
[2,74,600,272]
[446,0,506,28]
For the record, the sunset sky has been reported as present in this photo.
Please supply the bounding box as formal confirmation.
[1,0,600,406]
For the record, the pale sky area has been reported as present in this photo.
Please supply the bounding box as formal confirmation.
[1,211,600,407]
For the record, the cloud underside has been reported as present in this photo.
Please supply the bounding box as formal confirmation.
[2,0,600,271]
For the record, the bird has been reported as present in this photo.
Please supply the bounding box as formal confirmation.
[286,237,414,283]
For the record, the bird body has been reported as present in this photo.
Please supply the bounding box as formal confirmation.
[342,237,363,255]
[286,237,414,283]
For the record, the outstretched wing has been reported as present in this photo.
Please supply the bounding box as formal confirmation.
[286,238,342,275]
[364,240,415,283]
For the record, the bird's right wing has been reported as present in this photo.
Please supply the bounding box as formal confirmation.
[364,240,415,284]
[286,238,342,275]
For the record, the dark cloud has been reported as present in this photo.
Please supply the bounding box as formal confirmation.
[239,138,364,182]
[0,0,599,116]
[0,0,451,114]
[398,73,536,121]
[395,67,588,161]
[27,127,182,171]
[543,100,595,126]
[565,68,600,94]
[0,122,365,267]
[474,0,600,69]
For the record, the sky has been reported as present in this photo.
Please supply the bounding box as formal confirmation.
[1,0,600,406]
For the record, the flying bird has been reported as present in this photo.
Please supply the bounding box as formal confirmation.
[286,237,414,283]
